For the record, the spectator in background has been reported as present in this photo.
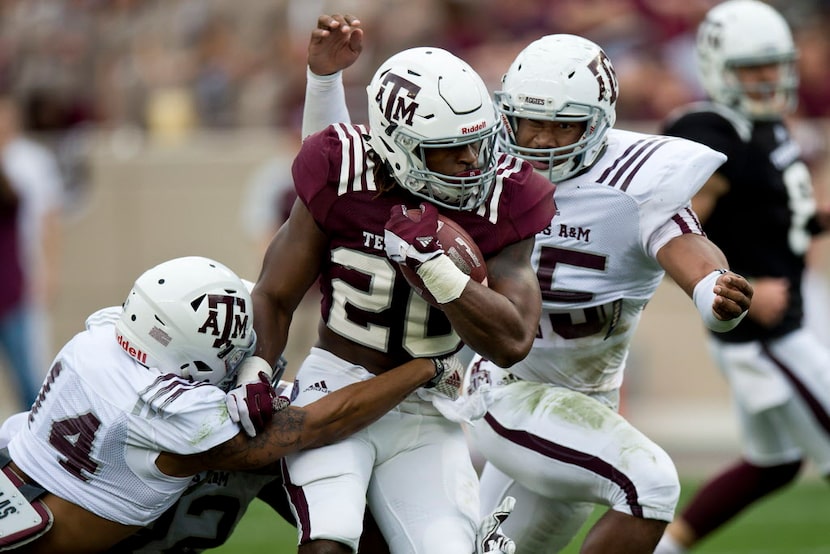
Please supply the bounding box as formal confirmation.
[0,162,39,408]
[0,93,64,410]
[239,137,299,256]
[238,132,319,378]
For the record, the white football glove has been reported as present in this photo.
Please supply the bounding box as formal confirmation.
[476,497,517,554]
[424,354,465,401]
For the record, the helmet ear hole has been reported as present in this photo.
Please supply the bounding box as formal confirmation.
[191,361,213,380]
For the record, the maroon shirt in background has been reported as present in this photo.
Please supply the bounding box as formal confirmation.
[0,193,24,318]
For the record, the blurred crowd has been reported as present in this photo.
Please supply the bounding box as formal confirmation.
[2,0,830,138]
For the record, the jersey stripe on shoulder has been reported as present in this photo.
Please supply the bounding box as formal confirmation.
[672,207,705,235]
[598,136,677,191]
[133,374,212,417]
[333,123,375,195]
[477,155,521,223]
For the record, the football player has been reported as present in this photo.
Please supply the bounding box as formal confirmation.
[656,2,830,552]
[238,37,555,553]
[302,14,752,554]
[0,256,454,553]
[0,382,395,554]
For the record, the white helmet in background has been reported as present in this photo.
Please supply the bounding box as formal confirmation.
[367,47,501,211]
[115,256,256,387]
[696,0,798,119]
[495,34,618,183]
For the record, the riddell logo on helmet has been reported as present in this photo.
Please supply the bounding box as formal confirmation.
[117,332,148,365]
[460,121,487,134]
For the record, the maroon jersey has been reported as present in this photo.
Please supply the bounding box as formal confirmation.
[292,123,555,360]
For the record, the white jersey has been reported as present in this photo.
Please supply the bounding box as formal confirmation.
[514,129,726,392]
[7,307,241,526]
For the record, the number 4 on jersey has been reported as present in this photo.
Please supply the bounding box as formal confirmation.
[49,413,101,482]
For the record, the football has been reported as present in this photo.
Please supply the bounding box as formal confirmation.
[399,210,488,307]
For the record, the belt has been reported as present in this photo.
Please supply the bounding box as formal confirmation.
[0,446,47,502]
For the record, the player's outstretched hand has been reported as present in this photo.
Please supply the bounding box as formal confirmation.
[712,270,753,321]
[309,14,363,76]
[476,496,517,554]
[384,203,443,270]
[226,370,276,437]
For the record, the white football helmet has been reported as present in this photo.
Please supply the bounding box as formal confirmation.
[115,256,256,387]
[495,34,618,183]
[696,0,798,119]
[367,47,501,211]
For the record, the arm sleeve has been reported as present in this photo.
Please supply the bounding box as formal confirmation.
[302,68,351,139]
[638,139,726,257]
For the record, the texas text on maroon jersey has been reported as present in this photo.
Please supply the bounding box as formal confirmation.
[292,123,555,360]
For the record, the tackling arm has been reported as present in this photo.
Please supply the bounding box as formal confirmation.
[160,357,436,474]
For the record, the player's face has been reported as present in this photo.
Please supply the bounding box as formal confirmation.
[514,118,586,170]
[515,118,585,149]
[734,62,783,101]
[423,142,482,177]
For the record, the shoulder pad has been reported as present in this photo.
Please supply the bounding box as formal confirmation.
[666,101,752,143]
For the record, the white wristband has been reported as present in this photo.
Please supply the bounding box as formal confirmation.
[416,254,471,304]
[306,65,343,83]
[235,355,273,383]
[693,269,747,333]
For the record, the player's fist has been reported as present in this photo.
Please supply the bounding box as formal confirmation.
[384,203,443,270]
[226,371,276,437]
[309,14,363,76]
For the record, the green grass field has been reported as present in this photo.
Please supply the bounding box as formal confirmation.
[211,478,827,553]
